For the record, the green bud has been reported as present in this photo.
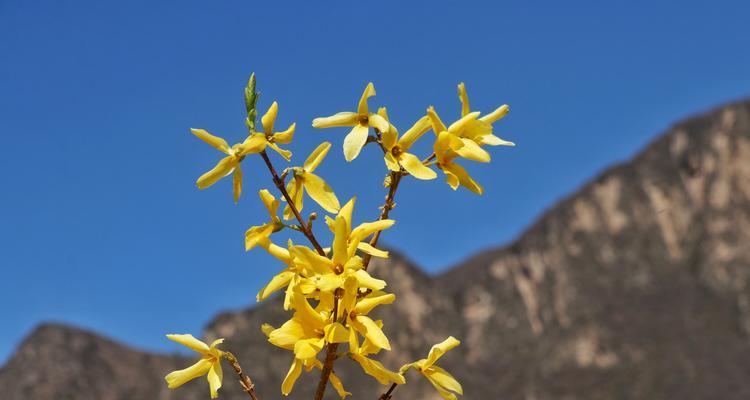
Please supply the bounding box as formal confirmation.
[244,73,259,131]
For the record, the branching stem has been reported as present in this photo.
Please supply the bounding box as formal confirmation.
[223,352,260,400]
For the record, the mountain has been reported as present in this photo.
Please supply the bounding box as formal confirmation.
[2,99,750,399]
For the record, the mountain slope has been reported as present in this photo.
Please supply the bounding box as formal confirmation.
[2,99,750,399]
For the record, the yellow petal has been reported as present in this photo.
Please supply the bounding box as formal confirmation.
[274,123,296,144]
[340,276,359,314]
[268,318,306,350]
[245,223,274,251]
[302,172,340,213]
[197,156,237,189]
[261,101,279,134]
[353,269,386,290]
[312,111,359,128]
[233,164,243,203]
[424,336,460,368]
[259,189,279,219]
[352,315,391,350]
[329,371,351,398]
[338,197,355,231]
[332,214,349,266]
[480,133,515,147]
[303,142,332,172]
[291,245,334,275]
[294,337,325,360]
[398,115,431,150]
[357,242,389,258]
[425,374,459,400]
[350,354,405,385]
[267,142,292,161]
[281,358,303,396]
[324,322,350,343]
[257,270,294,302]
[368,113,390,133]
[258,237,292,263]
[353,293,395,316]
[236,133,269,155]
[206,362,223,399]
[166,334,210,354]
[455,138,490,163]
[426,106,447,133]
[384,152,401,172]
[358,82,376,115]
[261,323,275,337]
[381,121,397,150]
[350,220,395,243]
[343,124,369,162]
[457,82,470,117]
[283,177,304,220]
[399,152,437,180]
[191,128,230,154]
[444,163,483,194]
[479,104,509,124]
[290,292,327,328]
[165,358,212,389]
[447,111,481,134]
[427,365,463,395]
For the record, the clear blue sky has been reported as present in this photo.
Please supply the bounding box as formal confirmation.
[2,0,749,362]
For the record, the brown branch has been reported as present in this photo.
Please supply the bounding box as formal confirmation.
[379,383,398,400]
[223,352,260,400]
[259,150,326,256]
[362,170,404,270]
[314,342,340,400]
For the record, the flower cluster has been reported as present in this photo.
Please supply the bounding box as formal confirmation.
[164,74,513,399]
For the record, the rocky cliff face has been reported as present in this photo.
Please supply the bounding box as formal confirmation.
[2,99,750,399]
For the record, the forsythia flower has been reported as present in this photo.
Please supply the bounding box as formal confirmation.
[400,337,463,400]
[433,130,484,194]
[312,82,390,161]
[427,107,491,163]
[378,108,437,180]
[249,101,296,161]
[164,334,225,399]
[283,141,340,219]
[456,82,515,147]
[191,128,267,202]
[244,189,284,251]
[348,323,405,386]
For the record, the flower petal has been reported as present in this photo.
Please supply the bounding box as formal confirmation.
[267,142,292,161]
[358,82,376,115]
[357,242,389,258]
[445,163,483,194]
[350,354,405,385]
[343,124,369,162]
[398,115,432,150]
[455,138,490,163]
[269,318,307,350]
[426,106,447,133]
[245,223,275,251]
[237,133,268,155]
[294,337,325,360]
[480,133,515,147]
[303,142,332,172]
[428,365,463,395]
[191,128,231,154]
[399,152,437,180]
[196,156,237,190]
[352,315,391,350]
[261,101,278,134]
[233,164,243,203]
[332,214,349,266]
[353,293,395,315]
[457,82,470,117]
[353,269,387,291]
[274,123,296,144]
[324,322,350,343]
[424,336,461,368]
[329,371,351,398]
[302,172,340,213]
[166,334,210,354]
[368,113,390,133]
[206,361,223,399]
[283,177,304,220]
[257,270,295,302]
[479,104,509,124]
[312,111,359,128]
[165,358,213,389]
[281,358,303,396]
[383,152,401,172]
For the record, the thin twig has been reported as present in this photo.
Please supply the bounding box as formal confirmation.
[224,352,260,400]
[259,150,326,256]
[362,170,404,270]
[379,383,398,400]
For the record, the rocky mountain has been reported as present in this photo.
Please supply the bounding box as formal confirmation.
[2,99,750,399]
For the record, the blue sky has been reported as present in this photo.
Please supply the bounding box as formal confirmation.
[1,0,749,362]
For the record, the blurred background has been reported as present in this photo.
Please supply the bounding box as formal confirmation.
[2,1,750,398]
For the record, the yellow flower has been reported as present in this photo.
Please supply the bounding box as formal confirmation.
[256,101,296,160]
[339,277,395,352]
[244,189,284,251]
[164,334,225,399]
[400,337,463,400]
[191,128,267,202]
[283,142,341,219]
[378,108,436,180]
[312,82,390,161]
[433,130,484,194]
[427,106,491,163]
[348,320,405,386]
[456,82,515,147]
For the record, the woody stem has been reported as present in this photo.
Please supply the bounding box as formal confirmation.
[259,150,326,256]
[362,170,404,270]
[378,383,398,400]
[224,352,260,400]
